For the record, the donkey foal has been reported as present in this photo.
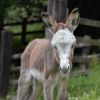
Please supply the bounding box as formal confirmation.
[16,8,80,100]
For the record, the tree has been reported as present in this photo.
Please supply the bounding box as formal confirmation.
[45,0,68,38]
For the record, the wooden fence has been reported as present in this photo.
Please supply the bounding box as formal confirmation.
[0,17,44,97]
[9,36,100,85]
[0,17,100,97]
[4,17,44,44]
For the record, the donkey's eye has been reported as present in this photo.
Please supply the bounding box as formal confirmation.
[54,46,57,50]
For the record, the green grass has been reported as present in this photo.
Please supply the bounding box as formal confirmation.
[68,57,100,100]
[27,23,44,32]
[5,57,100,100]
[6,23,44,33]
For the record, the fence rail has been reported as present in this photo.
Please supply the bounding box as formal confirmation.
[9,35,100,90]
[77,37,100,46]
[80,18,100,28]
[4,17,43,44]
[10,53,100,86]
[10,53,100,72]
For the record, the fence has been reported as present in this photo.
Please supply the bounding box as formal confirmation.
[4,17,44,44]
[0,17,44,97]
[0,17,100,98]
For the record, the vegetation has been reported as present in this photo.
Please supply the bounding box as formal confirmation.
[5,55,100,100]
[0,0,47,22]
[68,56,100,100]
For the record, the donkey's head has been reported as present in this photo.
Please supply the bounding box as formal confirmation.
[42,8,80,73]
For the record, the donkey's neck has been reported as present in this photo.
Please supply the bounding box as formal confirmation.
[46,43,60,74]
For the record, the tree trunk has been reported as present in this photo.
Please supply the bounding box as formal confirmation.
[45,0,68,39]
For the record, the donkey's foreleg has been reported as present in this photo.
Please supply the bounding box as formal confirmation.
[43,76,54,100]
[16,71,32,100]
[57,78,68,100]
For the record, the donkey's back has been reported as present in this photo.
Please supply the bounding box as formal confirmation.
[21,39,51,71]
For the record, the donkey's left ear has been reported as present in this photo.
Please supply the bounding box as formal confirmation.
[41,12,57,28]
[66,8,80,31]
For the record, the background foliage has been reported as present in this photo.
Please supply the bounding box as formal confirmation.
[0,0,47,23]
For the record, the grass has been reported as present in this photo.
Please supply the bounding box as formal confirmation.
[5,56,100,100]
[6,23,44,33]
[68,56,100,100]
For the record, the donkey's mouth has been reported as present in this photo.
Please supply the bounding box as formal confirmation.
[62,69,68,74]
[59,67,69,74]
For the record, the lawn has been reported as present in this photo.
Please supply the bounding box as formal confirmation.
[6,56,100,100]
[68,56,100,100]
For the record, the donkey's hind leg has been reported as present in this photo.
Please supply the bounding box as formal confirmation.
[29,79,43,100]
[16,70,32,100]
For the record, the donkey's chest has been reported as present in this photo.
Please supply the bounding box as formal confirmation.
[30,67,67,83]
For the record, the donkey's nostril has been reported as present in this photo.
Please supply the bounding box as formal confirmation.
[59,64,71,73]
[67,64,70,69]
[59,67,68,74]
[62,68,68,73]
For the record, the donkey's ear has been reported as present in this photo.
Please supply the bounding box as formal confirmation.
[41,12,57,28]
[66,8,80,31]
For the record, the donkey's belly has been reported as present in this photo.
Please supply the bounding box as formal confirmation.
[30,69,44,82]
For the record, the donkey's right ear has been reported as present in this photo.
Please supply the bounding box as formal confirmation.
[66,8,80,32]
[41,12,57,28]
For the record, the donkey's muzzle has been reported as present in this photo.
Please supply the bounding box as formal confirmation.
[59,66,70,74]
[61,68,68,73]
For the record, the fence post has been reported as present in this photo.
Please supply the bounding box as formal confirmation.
[21,18,27,44]
[81,36,91,76]
[0,28,13,97]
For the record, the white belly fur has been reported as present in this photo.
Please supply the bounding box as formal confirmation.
[30,69,44,81]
